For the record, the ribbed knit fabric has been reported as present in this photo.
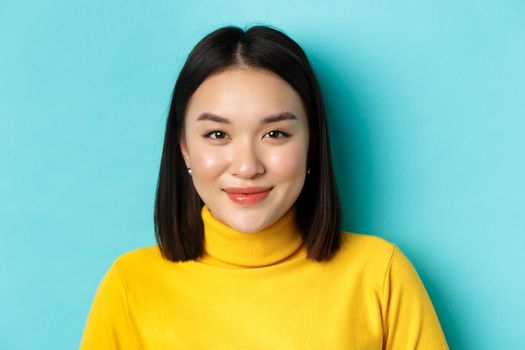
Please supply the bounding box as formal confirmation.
[198,205,304,268]
[80,205,448,349]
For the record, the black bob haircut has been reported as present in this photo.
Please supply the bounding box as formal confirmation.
[154,25,342,262]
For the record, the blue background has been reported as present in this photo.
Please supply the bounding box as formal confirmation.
[1,1,524,348]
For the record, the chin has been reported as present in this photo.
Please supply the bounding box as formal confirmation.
[222,207,274,234]
[229,214,268,234]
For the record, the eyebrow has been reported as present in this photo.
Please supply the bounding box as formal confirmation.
[196,112,298,124]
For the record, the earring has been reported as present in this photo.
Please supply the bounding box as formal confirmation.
[307,167,311,174]
[187,168,192,175]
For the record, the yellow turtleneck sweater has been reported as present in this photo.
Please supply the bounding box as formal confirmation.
[80,206,448,349]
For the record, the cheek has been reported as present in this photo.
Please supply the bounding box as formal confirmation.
[190,148,226,179]
[266,143,308,179]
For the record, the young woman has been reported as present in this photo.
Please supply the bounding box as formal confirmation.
[80,25,448,349]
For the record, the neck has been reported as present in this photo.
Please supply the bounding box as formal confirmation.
[197,205,304,268]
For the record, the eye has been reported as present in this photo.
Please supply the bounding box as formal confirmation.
[204,130,229,139]
[265,130,290,139]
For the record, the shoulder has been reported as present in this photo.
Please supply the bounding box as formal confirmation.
[339,231,396,264]
[341,231,394,249]
[326,232,398,287]
[114,245,162,265]
[109,245,167,281]
[337,233,426,291]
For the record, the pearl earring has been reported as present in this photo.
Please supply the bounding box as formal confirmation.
[307,167,311,174]
[187,168,192,175]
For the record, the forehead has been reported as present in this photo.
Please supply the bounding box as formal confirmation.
[186,67,307,122]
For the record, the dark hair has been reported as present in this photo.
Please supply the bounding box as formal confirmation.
[154,25,342,262]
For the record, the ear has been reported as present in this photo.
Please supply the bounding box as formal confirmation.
[179,132,191,169]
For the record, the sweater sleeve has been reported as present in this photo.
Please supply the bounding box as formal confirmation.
[79,261,141,350]
[382,246,449,350]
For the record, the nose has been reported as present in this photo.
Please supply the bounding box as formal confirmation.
[229,139,265,179]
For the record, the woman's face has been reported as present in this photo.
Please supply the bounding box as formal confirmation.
[180,67,309,233]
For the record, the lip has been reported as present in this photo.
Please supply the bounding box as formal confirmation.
[223,186,273,206]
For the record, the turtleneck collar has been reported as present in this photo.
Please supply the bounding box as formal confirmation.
[197,205,304,268]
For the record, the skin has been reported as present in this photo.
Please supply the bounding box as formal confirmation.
[180,67,309,233]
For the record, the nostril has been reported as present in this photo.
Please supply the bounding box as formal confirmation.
[230,147,264,178]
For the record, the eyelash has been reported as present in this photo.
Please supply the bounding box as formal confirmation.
[204,130,228,139]
[265,130,290,139]
[203,130,291,140]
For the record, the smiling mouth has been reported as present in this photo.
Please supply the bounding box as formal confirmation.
[223,187,273,205]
